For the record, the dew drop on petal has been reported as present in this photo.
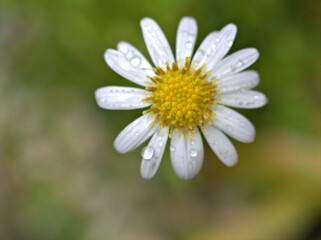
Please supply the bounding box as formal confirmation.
[190,148,198,158]
[170,146,175,152]
[227,40,233,47]
[118,44,128,53]
[130,57,141,67]
[237,59,244,67]
[141,146,154,160]
[158,140,164,147]
[185,41,193,49]
[226,124,233,132]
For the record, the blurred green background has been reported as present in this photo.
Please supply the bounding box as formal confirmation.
[0,0,320,239]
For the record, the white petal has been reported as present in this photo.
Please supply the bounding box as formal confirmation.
[211,105,255,143]
[176,17,197,67]
[210,48,259,80]
[191,31,219,70]
[192,24,237,70]
[140,127,169,179]
[170,129,204,180]
[217,71,260,93]
[206,24,237,70]
[219,90,268,109]
[104,49,152,87]
[117,41,155,76]
[114,114,158,153]
[95,86,151,110]
[202,125,238,166]
[140,18,174,68]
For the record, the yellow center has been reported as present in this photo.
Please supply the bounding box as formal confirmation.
[143,58,220,136]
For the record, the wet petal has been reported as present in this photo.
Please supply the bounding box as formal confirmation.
[114,114,158,153]
[202,125,238,166]
[191,31,219,70]
[140,127,169,179]
[206,24,237,70]
[210,48,259,80]
[219,90,268,109]
[140,18,174,68]
[192,24,237,70]
[95,86,150,110]
[211,105,255,143]
[176,17,197,67]
[105,49,153,87]
[117,41,155,76]
[170,129,204,180]
[217,70,260,93]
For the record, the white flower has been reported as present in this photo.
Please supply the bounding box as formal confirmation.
[95,17,267,180]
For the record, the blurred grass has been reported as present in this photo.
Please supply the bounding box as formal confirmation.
[0,0,320,239]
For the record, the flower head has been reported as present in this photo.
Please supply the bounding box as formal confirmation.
[95,17,267,179]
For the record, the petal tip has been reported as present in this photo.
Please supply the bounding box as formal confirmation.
[140,17,153,27]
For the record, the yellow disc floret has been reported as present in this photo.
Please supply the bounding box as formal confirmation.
[143,57,220,136]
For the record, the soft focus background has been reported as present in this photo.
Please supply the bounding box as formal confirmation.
[0,0,320,239]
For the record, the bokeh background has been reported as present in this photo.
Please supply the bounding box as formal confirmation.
[0,0,320,239]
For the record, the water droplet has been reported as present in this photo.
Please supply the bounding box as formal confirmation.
[185,41,193,49]
[190,139,195,145]
[190,148,198,158]
[213,142,218,146]
[118,44,128,53]
[130,57,141,67]
[227,40,233,47]
[219,147,229,157]
[237,59,244,67]
[236,98,244,106]
[170,146,175,152]
[226,124,233,132]
[215,37,220,42]
[141,146,154,160]
[254,95,260,100]
[211,43,217,52]
[239,121,244,126]
[158,140,164,147]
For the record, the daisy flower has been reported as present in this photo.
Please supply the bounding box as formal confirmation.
[95,17,267,180]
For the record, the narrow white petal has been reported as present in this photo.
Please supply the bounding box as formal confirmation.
[95,86,151,110]
[140,18,174,68]
[192,24,237,70]
[114,114,158,153]
[140,127,169,179]
[202,125,238,166]
[210,48,259,80]
[219,90,268,109]
[191,31,219,70]
[117,41,155,76]
[105,49,153,87]
[176,17,197,67]
[206,24,237,70]
[217,71,260,93]
[211,105,255,143]
[170,129,204,180]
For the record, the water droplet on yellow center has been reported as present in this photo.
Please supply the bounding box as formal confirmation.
[143,58,220,136]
